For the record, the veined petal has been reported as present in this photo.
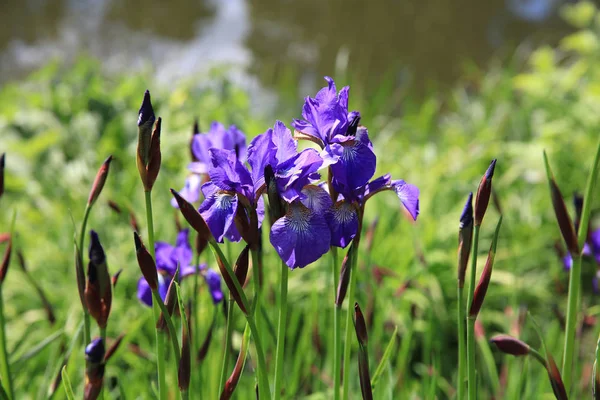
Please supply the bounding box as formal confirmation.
[190,133,213,167]
[300,185,333,213]
[273,120,298,164]
[364,174,392,198]
[199,184,240,243]
[204,268,224,304]
[270,202,331,269]
[392,180,420,221]
[171,174,203,208]
[329,136,376,192]
[327,201,358,248]
[276,148,323,202]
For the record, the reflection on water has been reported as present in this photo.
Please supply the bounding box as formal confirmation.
[0,0,573,92]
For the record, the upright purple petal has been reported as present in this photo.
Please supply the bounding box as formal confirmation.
[276,149,323,202]
[199,182,241,243]
[172,229,193,269]
[204,269,224,304]
[270,202,331,269]
[273,121,298,164]
[392,180,420,221]
[327,201,359,248]
[248,128,277,193]
[171,174,203,208]
[208,149,253,195]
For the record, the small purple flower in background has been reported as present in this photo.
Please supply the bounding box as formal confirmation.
[562,228,600,270]
[137,229,223,306]
[292,77,376,192]
[172,122,247,208]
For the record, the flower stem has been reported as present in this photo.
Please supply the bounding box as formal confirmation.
[0,285,14,400]
[342,244,358,400]
[78,204,92,346]
[144,190,167,400]
[457,284,466,400]
[218,297,234,393]
[273,259,289,400]
[466,225,481,400]
[332,247,341,400]
[208,241,271,399]
[562,136,600,390]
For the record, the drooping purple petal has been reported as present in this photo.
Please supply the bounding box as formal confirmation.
[137,274,169,307]
[208,149,253,195]
[275,149,323,202]
[199,182,241,243]
[155,242,176,275]
[204,269,224,304]
[270,202,331,269]
[328,128,376,192]
[363,175,392,199]
[327,201,359,248]
[392,180,420,221]
[171,174,203,208]
[300,185,333,213]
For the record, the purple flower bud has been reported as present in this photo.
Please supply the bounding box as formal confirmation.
[85,338,105,364]
[458,193,474,288]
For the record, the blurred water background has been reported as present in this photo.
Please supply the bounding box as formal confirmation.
[0,0,575,95]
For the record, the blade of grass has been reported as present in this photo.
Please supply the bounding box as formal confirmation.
[370,326,397,390]
[60,366,75,400]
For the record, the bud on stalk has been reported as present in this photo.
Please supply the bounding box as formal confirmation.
[133,232,158,291]
[85,231,112,329]
[490,334,530,356]
[136,91,162,191]
[87,155,113,207]
[474,159,497,226]
[458,193,474,288]
[157,269,179,331]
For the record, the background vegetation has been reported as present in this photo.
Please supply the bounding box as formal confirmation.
[1,2,600,399]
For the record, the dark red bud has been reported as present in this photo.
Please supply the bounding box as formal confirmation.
[133,232,158,291]
[171,189,212,241]
[178,306,192,391]
[336,243,355,307]
[474,159,497,226]
[354,303,368,346]
[0,234,12,284]
[490,334,530,356]
[234,245,250,288]
[87,155,113,207]
[145,118,162,191]
[214,249,248,315]
[220,337,248,400]
[111,269,123,288]
[546,353,568,400]
[458,192,474,287]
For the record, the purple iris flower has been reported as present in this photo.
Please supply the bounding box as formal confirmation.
[563,228,600,269]
[137,229,223,306]
[292,77,376,191]
[327,174,420,248]
[198,148,264,243]
[171,122,246,208]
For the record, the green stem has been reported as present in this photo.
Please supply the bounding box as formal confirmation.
[332,248,341,400]
[218,298,234,393]
[342,245,358,400]
[273,259,289,400]
[0,286,14,400]
[563,136,600,390]
[466,225,481,400]
[457,285,466,400]
[208,241,271,399]
[79,205,92,346]
[144,190,167,400]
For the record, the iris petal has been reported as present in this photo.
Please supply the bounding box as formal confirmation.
[171,174,203,208]
[199,183,240,243]
[328,201,358,248]
[270,202,331,269]
[204,269,224,304]
[392,180,420,221]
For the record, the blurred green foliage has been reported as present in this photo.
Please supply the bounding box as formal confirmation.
[1,2,600,399]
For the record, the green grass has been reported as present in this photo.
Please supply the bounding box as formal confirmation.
[1,2,600,399]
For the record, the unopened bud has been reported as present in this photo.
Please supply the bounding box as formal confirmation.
[474,159,496,226]
[458,193,474,288]
[171,189,212,241]
[87,155,113,206]
[490,334,530,356]
[133,232,158,291]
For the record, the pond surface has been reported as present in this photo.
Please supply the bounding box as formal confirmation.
[0,0,573,93]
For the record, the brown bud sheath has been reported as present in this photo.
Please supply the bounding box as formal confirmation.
[546,353,568,400]
[336,242,355,307]
[157,269,179,331]
[0,234,12,284]
[111,269,123,288]
[107,200,121,214]
[137,90,155,167]
[0,153,5,198]
[178,305,191,392]
[171,189,212,241]
[234,245,250,288]
[195,233,208,257]
[354,303,368,346]
[104,333,125,363]
[354,303,373,400]
[87,155,113,207]
[469,216,502,318]
[133,232,158,291]
[214,248,248,315]
[474,159,497,226]
[490,334,530,356]
[458,192,474,288]
[543,151,579,255]
[145,118,162,191]
[85,233,112,331]
[221,328,250,400]
[265,165,285,221]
